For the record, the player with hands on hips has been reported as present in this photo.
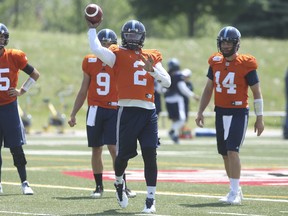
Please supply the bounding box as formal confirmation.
[68,28,135,199]
[0,23,40,195]
[195,26,264,205]
[87,19,171,213]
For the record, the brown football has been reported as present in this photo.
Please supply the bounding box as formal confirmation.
[84,4,103,25]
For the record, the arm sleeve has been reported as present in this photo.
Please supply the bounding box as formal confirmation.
[148,62,171,88]
[207,66,213,80]
[87,28,116,68]
[22,63,34,75]
[246,70,259,86]
[177,81,195,98]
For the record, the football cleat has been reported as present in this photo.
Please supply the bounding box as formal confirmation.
[114,180,128,208]
[124,188,136,198]
[91,185,103,198]
[219,187,243,205]
[227,193,242,205]
[21,181,34,195]
[0,183,3,194]
[168,130,179,144]
[142,198,156,213]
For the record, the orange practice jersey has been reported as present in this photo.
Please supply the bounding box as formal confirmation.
[82,54,118,109]
[208,52,258,108]
[0,49,28,106]
[109,45,162,103]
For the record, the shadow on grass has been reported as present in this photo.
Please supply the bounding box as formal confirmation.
[180,202,232,208]
[63,209,138,215]
[0,194,23,197]
[54,196,111,200]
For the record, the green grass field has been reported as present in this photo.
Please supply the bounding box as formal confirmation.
[0,129,287,216]
[2,28,288,215]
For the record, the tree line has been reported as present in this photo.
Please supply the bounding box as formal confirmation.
[0,0,287,38]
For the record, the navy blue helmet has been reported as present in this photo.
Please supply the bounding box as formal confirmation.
[0,23,9,48]
[167,58,180,72]
[97,28,117,44]
[217,26,241,57]
[121,20,146,50]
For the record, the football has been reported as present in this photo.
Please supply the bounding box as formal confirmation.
[84,3,103,25]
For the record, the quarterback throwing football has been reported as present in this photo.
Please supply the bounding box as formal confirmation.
[87,20,171,213]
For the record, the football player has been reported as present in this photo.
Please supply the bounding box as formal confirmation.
[87,20,171,213]
[68,29,136,199]
[165,58,199,143]
[195,26,264,205]
[0,23,40,195]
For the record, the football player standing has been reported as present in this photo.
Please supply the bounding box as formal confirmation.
[0,23,40,195]
[195,26,264,205]
[165,58,199,143]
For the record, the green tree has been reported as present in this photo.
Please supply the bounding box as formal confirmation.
[233,0,288,38]
[128,0,252,37]
[0,0,133,34]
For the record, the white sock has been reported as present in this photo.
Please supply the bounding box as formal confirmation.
[147,186,156,199]
[230,178,240,194]
[172,120,185,136]
[115,175,123,185]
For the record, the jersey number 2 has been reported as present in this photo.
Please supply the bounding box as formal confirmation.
[133,60,147,86]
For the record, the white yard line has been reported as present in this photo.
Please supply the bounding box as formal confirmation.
[208,212,266,216]
[2,181,288,203]
[0,211,58,216]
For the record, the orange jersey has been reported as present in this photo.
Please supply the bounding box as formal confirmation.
[0,49,28,106]
[208,52,258,108]
[109,45,162,103]
[82,54,118,109]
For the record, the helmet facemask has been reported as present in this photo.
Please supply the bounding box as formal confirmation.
[123,32,144,50]
[217,38,240,57]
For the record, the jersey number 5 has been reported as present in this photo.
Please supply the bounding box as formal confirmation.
[0,69,10,91]
[215,71,236,94]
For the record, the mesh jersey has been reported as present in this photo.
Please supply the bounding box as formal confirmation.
[0,49,28,106]
[109,45,162,103]
[82,54,118,109]
[208,52,258,108]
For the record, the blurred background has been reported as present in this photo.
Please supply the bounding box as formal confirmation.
[2,0,288,38]
[1,0,288,133]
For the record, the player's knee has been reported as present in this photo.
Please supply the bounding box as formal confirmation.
[10,146,27,167]
[142,147,157,168]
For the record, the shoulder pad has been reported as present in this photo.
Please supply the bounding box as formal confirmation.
[208,52,223,65]
[237,54,258,70]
